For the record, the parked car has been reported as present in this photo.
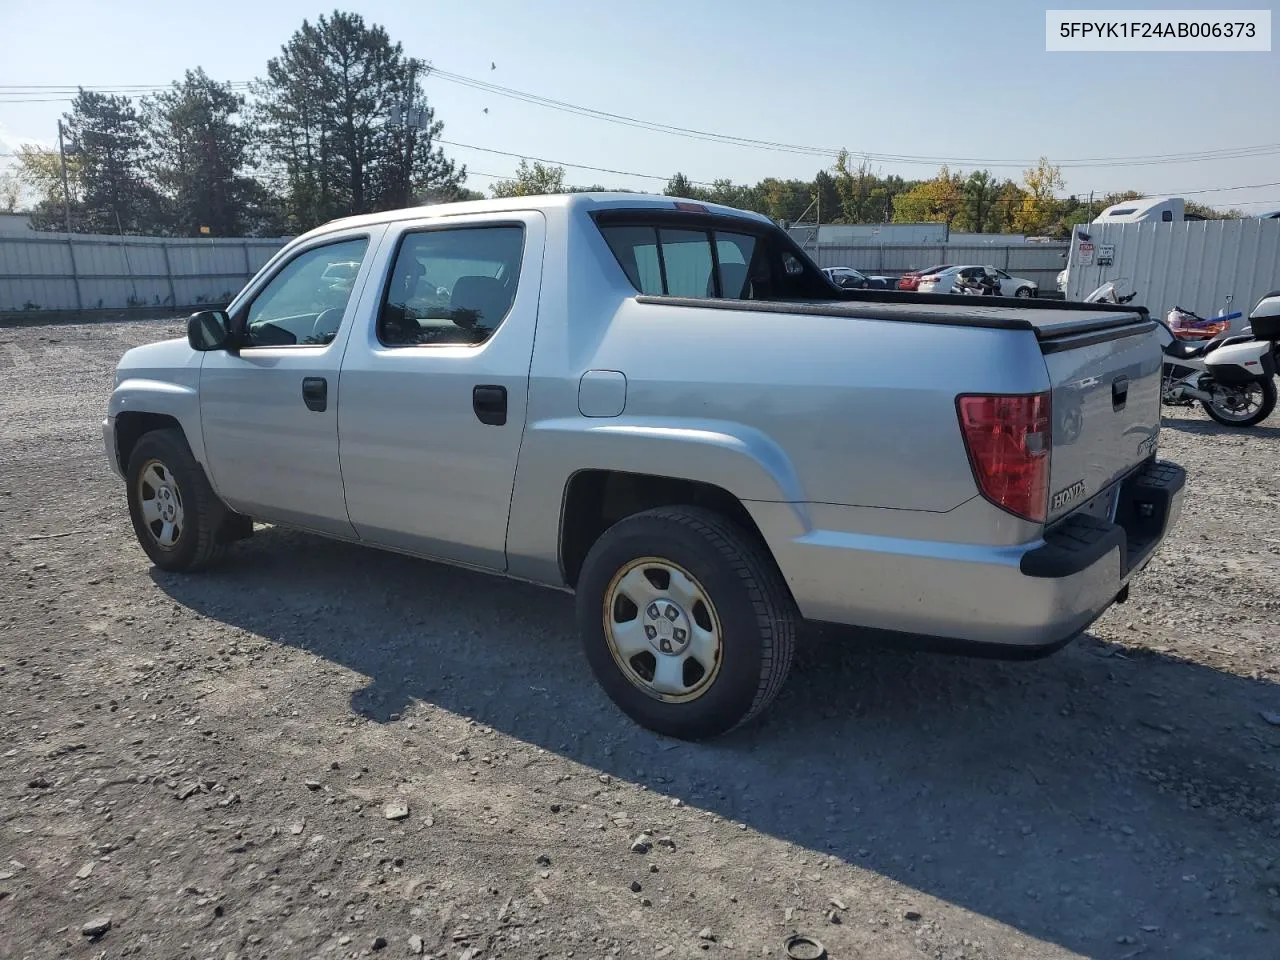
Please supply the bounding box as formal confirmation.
[917,265,1039,297]
[897,264,953,291]
[103,192,1183,740]
[822,266,897,290]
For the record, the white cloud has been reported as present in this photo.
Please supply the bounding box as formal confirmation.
[0,120,54,155]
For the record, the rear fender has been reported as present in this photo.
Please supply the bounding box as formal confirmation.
[505,417,809,585]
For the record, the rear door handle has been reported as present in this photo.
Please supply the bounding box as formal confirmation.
[472,384,508,426]
[302,377,328,412]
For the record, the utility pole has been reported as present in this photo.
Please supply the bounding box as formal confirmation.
[390,58,426,209]
[56,119,72,233]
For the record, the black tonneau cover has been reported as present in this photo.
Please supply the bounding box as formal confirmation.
[635,292,1152,345]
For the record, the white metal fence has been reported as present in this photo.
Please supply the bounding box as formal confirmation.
[806,242,1069,293]
[0,231,1078,315]
[0,231,290,315]
[1064,219,1280,326]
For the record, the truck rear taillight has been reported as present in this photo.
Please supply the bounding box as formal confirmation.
[956,393,1052,524]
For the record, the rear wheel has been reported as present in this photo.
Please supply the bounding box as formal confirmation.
[126,428,228,571]
[1202,377,1276,427]
[575,506,797,740]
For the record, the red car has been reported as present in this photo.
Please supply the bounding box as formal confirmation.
[897,264,954,291]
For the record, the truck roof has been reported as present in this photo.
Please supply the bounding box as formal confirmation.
[299,192,774,244]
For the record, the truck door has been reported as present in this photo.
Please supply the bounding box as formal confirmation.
[337,212,546,571]
[199,229,385,538]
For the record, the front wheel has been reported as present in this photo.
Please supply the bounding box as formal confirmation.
[126,428,228,571]
[575,506,798,740]
[1201,377,1277,427]
[1014,286,1034,298]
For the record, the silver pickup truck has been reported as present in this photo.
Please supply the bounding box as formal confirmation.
[104,193,1186,740]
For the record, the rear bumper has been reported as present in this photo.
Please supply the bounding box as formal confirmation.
[760,459,1186,651]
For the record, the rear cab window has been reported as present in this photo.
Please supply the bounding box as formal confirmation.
[596,210,828,302]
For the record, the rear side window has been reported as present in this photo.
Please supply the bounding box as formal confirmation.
[716,233,758,298]
[378,225,524,347]
[659,229,714,297]
[600,225,766,300]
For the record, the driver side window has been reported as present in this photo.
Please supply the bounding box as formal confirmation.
[243,237,370,348]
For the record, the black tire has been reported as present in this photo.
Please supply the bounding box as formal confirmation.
[1014,286,1034,298]
[1201,377,1277,427]
[125,428,228,572]
[575,506,798,740]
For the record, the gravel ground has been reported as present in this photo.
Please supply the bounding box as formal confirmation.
[1,316,1277,960]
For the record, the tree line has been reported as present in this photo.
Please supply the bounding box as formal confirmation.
[0,9,1244,239]
[6,11,475,236]
[658,156,1242,237]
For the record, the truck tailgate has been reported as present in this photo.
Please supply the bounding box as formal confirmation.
[1039,314,1163,523]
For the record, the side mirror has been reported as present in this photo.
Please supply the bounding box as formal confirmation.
[187,310,232,352]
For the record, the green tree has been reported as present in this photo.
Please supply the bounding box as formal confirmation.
[831,152,914,223]
[418,184,484,203]
[253,11,462,231]
[987,179,1026,233]
[63,89,162,233]
[490,160,566,197]
[892,166,965,227]
[811,169,840,222]
[706,181,752,211]
[1099,190,1142,209]
[664,172,707,200]
[13,144,84,230]
[143,68,278,236]
[1186,200,1244,219]
[0,170,22,212]
[758,177,813,223]
[956,170,999,233]
[1011,157,1065,236]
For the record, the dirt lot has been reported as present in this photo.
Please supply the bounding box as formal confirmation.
[1,316,1277,960]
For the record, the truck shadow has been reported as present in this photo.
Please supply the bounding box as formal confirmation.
[152,527,1280,959]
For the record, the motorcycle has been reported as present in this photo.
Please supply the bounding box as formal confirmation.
[1084,281,1280,427]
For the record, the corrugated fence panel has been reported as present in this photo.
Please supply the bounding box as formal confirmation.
[1065,220,1280,330]
[0,277,77,311]
[0,231,291,314]
[167,241,250,277]
[0,236,78,310]
[246,242,283,271]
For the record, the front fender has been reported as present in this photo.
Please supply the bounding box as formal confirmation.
[504,416,808,585]
[107,378,206,468]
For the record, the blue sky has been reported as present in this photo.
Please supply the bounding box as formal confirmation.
[1,0,1278,211]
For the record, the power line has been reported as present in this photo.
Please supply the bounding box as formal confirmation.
[9,74,1280,172]
[423,67,1280,169]
[437,138,712,185]
[0,82,254,104]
